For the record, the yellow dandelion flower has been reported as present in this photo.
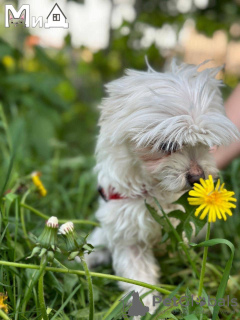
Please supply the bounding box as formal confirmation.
[0,293,9,314]
[2,55,14,69]
[31,171,47,197]
[188,175,237,223]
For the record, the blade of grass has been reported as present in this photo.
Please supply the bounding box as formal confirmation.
[0,108,22,201]
[20,190,32,249]
[13,198,20,311]
[149,282,183,320]
[0,104,11,150]
[190,239,235,320]
[183,315,198,320]
[51,284,81,320]
[21,268,46,314]
[146,199,199,278]
[103,290,133,320]
[20,203,99,226]
[0,151,15,200]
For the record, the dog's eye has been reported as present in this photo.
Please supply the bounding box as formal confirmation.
[158,142,180,153]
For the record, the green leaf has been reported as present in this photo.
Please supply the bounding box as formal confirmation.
[62,274,79,296]
[189,215,206,235]
[83,243,94,253]
[168,210,188,222]
[174,192,206,236]
[22,267,47,311]
[174,191,192,213]
[0,223,9,245]
[150,283,183,319]
[183,315,199,320]
[145,202,171,232]
[153,303,181,319]
[183,288,203,317]
[5,193,18,220]
[160,232,169,243]
[0,105,22,199]
[51,284,81,320]
[184,222,193,242]
[190,239,235,320]
[202,288,213,315]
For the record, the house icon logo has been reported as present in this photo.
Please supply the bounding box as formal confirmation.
[45,3,68,29]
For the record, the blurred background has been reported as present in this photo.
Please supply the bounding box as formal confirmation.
[0,0,240,240]
[1,0,240,316]
[1,0,240,249]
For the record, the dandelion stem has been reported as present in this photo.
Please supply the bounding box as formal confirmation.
[38,256,48,320]
[20,203,99,226]
[20,203,49,219]
[79,252,94,320]
[20,190,32,249]
[0,309,11,320]
[0,260,172,296]
[198,222,211,297]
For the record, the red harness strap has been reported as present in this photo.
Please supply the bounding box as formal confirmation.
[98,186,127,201]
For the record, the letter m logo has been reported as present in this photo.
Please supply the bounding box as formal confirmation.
[5,5,30,27]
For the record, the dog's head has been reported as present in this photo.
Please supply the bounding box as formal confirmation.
[97,61,239,195]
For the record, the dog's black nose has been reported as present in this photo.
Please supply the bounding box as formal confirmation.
[187,172,205,186]
[187,161,205,187]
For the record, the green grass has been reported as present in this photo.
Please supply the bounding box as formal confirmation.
[1,99,240,320]
[0,36,240,320]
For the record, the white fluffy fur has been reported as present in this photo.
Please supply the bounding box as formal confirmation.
[86,60,239,314]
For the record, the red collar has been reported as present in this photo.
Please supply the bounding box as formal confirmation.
[98,186,127,201]
[98,186,148,201]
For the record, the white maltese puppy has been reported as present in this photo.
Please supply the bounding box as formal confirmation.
[86,60,238,313]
